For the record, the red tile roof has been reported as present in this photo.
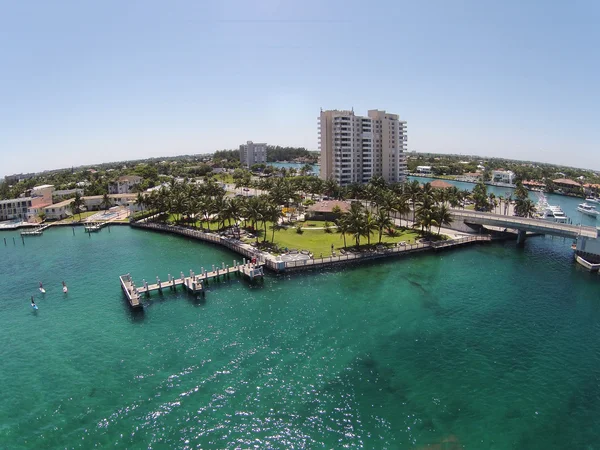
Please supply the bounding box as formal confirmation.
[553,178,581,187]
[430,180,454,189]
[308,200,350,213]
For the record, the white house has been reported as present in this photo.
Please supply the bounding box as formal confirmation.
[416,166,432,175]
[491,170,515,185]
[44,199,74,220]
[108,175,143,194]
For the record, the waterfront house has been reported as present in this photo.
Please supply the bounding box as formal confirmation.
[416,166,433,175]
[491,170,515,185]
[552,178,583,196]
[44,199,74,220]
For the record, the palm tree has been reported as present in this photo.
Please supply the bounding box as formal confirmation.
[336,216,350,248]
[71,191,83,221]
[101,193,112,213]
[136,192,145,214]
[344,202,366,247]
[362,211,378,245]
[374,208,393,243]
[264,201,283,242]
[515,198,537,218]
[406,179,422,224]
[434,204,453,235]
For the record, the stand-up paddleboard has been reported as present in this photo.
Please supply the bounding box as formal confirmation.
[62,281,68,293]
[39,282,45,294]
[31,296,38,310]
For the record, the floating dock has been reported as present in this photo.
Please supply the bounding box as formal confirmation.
[119,258,264,309]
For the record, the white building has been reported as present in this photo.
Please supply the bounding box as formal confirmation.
[108,175,143,194]
[239,141,267,168]
[319,109,407,185]
[82,194,137,211]
[0,185,55,222]
[416,166,432,175]
[53,188,84,201]
[44,199,74,220]
[492,170,515,185]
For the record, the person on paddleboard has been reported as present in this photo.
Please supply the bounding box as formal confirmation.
[31,296,36,308]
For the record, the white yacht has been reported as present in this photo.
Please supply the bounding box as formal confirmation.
[535,193,569,223]
[585,197,599,204]
[577,203,599,217]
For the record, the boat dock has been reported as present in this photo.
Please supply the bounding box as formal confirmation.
[120,258,264,308]
[84,222,107,232]
[20,224,50,236]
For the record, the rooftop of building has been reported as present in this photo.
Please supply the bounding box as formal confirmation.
[0,196,33,204]
[116,175,142,182]
[33,184,54,190]
[430,180,454,189]
[307,200,350,213]
[553,178,581,186]
[45,199,74,208]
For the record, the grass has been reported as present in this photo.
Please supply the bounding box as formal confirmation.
[296,220,337,228]
[244,223,420,256]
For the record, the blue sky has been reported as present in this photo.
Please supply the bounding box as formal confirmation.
[1,0,598,177]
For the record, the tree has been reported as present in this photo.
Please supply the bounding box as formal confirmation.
[374,208,393,243]
[406,179,422,224]
[515,198,537,218]
[101,193,112,213]
[336,216,350,248]
[136,192,146,214]
[472,182,489,211]
[344,202,367,247]
[362,211,378,245]
[71,192,83,221]
[435,204,453,235]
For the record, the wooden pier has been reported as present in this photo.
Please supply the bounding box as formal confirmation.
[120,258,264,308]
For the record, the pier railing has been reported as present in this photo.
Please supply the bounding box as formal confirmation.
[131,222,492,272]
[281,235,492,270]
[130,222,264,262]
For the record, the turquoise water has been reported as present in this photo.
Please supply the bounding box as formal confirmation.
[1,226,600,448]
[269,162,319,175]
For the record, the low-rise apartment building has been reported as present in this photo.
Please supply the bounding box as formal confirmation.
[44,199,74,220]
[108,176,143,194]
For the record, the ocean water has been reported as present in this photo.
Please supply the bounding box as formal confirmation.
[1,226,600,449]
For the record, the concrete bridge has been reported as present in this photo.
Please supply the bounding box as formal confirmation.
[450,210,598,244]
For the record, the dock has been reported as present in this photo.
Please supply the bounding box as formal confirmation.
[20,224,50,236]
[120,258,264,308]
[119,274,142,308]
[84,222,107,233]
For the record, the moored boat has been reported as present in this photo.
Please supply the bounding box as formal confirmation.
[577,203,599,217]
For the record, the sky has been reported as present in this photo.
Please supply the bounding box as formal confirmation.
[0,0,599,177]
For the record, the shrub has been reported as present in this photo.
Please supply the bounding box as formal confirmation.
[295,225,304,234]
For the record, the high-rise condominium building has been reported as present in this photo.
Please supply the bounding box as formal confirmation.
[318,109,407,185]
[239,141,267,168]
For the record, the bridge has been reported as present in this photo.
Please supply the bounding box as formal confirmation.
[450,210,598,244]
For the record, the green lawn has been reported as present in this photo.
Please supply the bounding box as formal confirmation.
[246,224,420,256]
[161,215,421,255]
